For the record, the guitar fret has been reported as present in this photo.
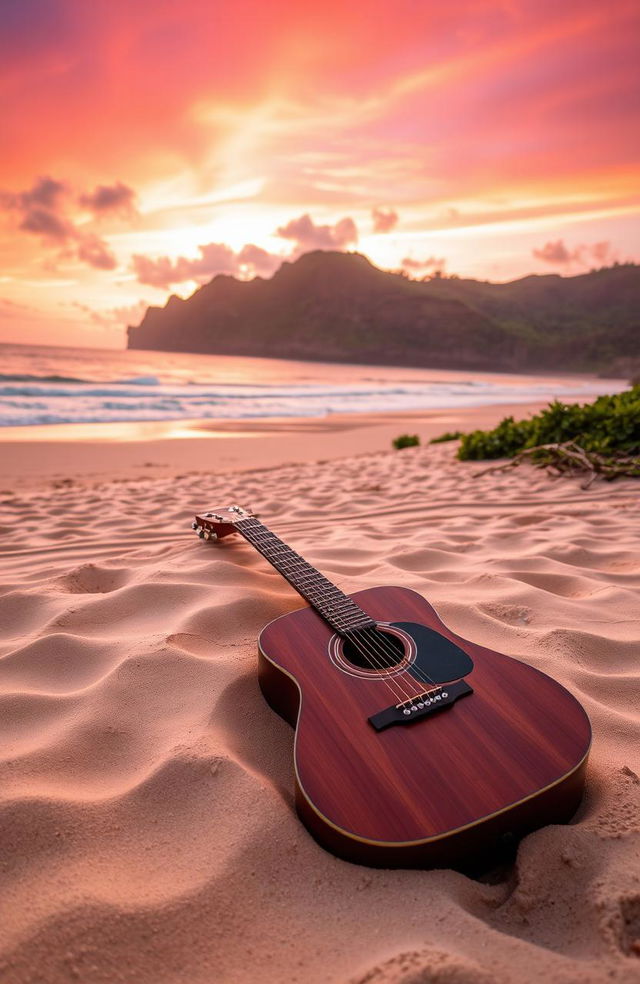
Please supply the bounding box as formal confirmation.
[237,518,374,633]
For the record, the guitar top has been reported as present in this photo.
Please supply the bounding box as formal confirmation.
[192,505,591,870]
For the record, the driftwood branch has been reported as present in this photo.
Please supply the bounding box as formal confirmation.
[474,441,640,489]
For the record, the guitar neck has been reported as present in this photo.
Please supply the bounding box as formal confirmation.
[235,517,374,635]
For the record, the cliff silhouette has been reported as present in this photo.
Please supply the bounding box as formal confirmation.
[127,251,639,373]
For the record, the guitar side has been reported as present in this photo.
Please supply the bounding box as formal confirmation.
[258,585,591,869]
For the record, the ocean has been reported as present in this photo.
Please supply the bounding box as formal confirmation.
[0,342,627,427]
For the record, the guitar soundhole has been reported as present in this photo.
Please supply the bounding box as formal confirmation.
[342,627,406,670]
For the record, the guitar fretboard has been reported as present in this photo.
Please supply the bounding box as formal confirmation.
[236,517,374,635]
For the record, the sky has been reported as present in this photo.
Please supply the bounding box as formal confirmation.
[1,0,639,348]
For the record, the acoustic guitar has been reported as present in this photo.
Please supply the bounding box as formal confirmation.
[192,505,591,869]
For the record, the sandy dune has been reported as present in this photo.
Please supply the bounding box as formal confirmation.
[0,440,639,983]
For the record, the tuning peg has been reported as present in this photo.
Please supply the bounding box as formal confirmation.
[198,529,206,539]
[191,521,199,530]
[202,530,218,542]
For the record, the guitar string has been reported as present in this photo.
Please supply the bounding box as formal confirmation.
[239,523,442,700]
[239,524,414,707]
[350,624,441,697]
[238,521,439,707]
[238,521,441,704]
[238,523,416,706]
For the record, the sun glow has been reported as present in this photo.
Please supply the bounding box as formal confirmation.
[0,0,638,345]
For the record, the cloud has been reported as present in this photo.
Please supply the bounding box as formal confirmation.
[371,207,398,233]
[236,243,282,277]
[532,239,616,267]
[132,243,237,288]
[402,255,446,274]
[132,214,360,290]
[0,174,119,270]
[0,175,67,212]
[589,241,614,264]
[72,300,149,327]
[76,233,117,270]
[79,181,137,217]
[19,206,75,243]
[1,176,72,242]
[131,255,186,289]
[276,213,358,252]
[132,240,282,289]
[532,239,573,264]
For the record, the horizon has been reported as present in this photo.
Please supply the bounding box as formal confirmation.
[1,1,639,349]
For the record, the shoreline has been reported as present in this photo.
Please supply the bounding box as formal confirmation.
[0,398,588,490]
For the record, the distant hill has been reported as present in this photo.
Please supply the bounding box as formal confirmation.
[127,251,640,374]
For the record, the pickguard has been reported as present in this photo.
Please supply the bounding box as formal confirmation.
[390,621,474,684]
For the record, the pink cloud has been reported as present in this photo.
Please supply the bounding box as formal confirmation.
[372,207,398,233]
[79,181,137,217]
[532,238,616,267]
[76,234,118,271]
[0,175,117,270]
[237,243,282,277]
[276,213,358,251]
[132,240,282,288]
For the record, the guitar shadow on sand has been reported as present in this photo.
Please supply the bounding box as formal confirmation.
[208,670,297,814]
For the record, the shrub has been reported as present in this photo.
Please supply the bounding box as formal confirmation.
[457,386,640,461]
[392,433,420,450]
[429,430,463,444]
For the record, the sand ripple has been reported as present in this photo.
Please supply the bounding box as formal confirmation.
[0,444,638,983]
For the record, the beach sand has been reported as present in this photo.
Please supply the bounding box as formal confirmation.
[0,408,639,983]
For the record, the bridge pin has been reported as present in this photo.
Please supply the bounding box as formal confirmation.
[403,708,411,716]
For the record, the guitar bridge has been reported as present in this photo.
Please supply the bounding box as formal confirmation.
[368,679,473,731]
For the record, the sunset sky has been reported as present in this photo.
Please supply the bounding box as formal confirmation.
[1,0,638,348]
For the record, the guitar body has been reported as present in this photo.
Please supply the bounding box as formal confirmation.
[258,585,591,869]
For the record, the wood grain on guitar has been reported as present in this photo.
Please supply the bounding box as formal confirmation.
[193,505,591,870]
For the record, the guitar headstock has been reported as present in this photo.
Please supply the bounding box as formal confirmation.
[191,504,253,541]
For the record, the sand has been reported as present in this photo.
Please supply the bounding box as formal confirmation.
[0,411,639,984]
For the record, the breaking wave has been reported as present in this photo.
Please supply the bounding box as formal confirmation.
[0,376,628,427]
